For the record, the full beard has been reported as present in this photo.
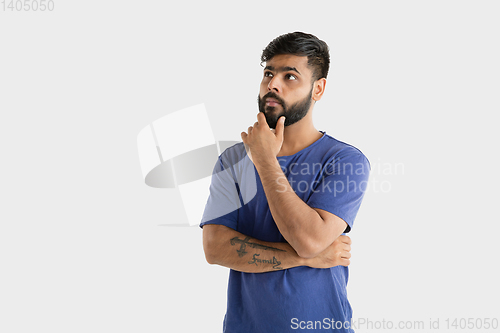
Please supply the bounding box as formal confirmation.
[258,87,314,129]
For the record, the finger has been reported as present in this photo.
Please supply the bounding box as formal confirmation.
[275,116,285,138]
[241,132,247,143]
[340,258,351,267]
[343,244,351,252]
[339,235,352,245]
[341,251,351,259]
[248,126,253,133]
[257,112,269,129]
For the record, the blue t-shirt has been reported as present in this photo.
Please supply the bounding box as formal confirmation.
[200,131,370,333]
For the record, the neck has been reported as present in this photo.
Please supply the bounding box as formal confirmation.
[277,113,322,157]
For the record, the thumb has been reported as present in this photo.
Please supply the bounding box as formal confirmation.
[275,116,285,138]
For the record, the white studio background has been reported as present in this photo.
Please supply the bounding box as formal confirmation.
[1,1,499,332]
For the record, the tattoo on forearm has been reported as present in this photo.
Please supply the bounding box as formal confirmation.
[230,236,286,257]
[248,253,282,269]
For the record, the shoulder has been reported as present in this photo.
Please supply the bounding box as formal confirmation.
[218,142,248,169]
[320,133,370,169]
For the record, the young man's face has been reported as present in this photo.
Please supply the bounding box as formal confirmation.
[258,54,315,129]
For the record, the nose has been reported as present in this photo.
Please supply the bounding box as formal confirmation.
[267,76,281,93]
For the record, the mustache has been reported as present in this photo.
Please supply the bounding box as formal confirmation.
[261,92,285,105]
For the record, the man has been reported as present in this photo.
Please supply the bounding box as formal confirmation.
[200,32,370,332]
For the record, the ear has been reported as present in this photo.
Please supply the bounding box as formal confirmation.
[312,78,326,102]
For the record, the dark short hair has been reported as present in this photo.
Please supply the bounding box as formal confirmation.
[261,32,330,81]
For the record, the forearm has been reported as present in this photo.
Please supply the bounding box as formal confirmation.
[202,224,307,273]
[255,158,335,257]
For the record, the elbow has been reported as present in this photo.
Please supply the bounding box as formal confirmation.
[203,237,217,265]
[296,248,321,260]
[294,240,324,259]
[292,211,341,259]
[204,252,217,265]
[203,239,215,264]
[202,225,222,265]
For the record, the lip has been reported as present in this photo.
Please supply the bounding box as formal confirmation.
[266,98,281,106]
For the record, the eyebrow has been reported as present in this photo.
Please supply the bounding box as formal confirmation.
[264,65,301,76]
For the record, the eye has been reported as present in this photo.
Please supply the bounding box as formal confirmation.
[285,74,297,80]
[264,71,273,78]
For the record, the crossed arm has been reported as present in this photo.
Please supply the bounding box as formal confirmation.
[202,113,352,272]
[203,224,351,273]
[202,156,352,273]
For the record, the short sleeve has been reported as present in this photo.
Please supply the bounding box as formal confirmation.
[306,149,370,233]
[199,155,241,230]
